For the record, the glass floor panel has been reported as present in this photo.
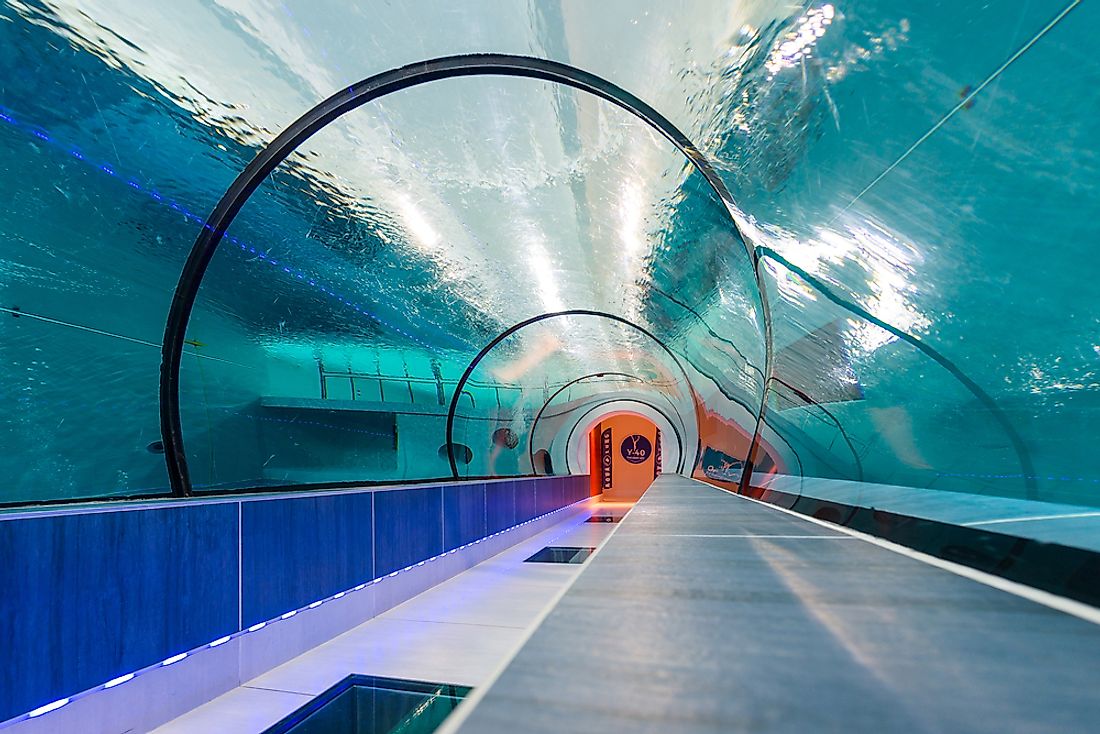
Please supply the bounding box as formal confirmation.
[524,546,596,564]
[261,675,470,734]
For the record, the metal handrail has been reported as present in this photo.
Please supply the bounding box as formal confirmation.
[318,363,478,409]
[316,359,618,411]
[317,363,567,410]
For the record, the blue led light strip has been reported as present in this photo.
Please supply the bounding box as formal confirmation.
[0,103,466,352]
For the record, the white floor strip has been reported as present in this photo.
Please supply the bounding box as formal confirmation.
[965,511,1100,526]
[435,497,640,734]
[647,533,857,539]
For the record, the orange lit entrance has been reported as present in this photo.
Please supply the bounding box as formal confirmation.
[588,413,661,502]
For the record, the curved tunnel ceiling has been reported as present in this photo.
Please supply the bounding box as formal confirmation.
[157,56,765,493]
[528,372,692,475]
[444,308,702,478]
[1,0,1097,509]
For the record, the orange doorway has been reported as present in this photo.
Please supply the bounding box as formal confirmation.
[589,413,662,502]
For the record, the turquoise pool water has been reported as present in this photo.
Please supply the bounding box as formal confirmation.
[0,1,1096,513]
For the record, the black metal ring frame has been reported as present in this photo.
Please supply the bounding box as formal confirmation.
[444,309,698,478]
[159,53,770,497]
[535,375,690,442]
[763,416,806,495]
[651,285,765,384]
[748,247,1036,498]
[768,376,864,482]
[529,372,642,474]
[561,397,685,476]
[526,372,691,475]
[650,284,859,484]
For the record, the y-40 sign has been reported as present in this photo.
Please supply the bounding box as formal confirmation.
[620,434,653,464]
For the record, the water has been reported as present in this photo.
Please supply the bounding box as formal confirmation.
[1,1,1097,519]
[261,675,469,734]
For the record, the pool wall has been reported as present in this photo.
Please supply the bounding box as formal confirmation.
[0,474,591,730]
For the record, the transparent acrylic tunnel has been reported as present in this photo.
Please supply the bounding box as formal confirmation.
[175,70,767,492]
[2,0,1099,570]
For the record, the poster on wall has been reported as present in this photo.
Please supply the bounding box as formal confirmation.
[619,434,653,465]
[700,446,744,483]
[600,427,613,491]
[655,429,662,478]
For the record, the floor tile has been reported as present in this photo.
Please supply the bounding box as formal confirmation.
[248,617,526,694]
[151,686,310,734]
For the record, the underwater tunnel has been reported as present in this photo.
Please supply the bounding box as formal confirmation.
[1,1,1099,732]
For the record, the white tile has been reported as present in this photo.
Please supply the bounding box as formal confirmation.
[239,585,377,682]
[458,557,579,584]
[151,686,310,734]
[377,512,613,630]
[381,570,575,629]
[757,474,1100,551]
[540,523,617,547]
[373,557,452,616]
[471,520,603,568]
[248,617,526,694]
[968,515,1100,548]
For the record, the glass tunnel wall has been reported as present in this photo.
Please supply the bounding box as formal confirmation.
[179,73,766,491]
[0,0,1098,535]
[448,312,701,479]
[721,0,1100,512]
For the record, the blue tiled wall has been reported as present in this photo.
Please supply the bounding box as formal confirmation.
[565,475,588,505]
[241,492,374,627]
[486,480,516,534]
[516,479,539,522]
[0,475,588,723]
[0,504,239,724]
[444,482,487,552]
[374,486,444,576]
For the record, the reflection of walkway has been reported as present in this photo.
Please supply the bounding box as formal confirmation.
[590,499,635,517]
[603,482,653,503]
[453,475,1100,733]
[756,473,1100,553]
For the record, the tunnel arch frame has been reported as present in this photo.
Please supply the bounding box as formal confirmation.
[159,53,771,496]
[526,372,691,475]
[751,247,1036,498]
[562,398,685,477]
[444,309,700,478]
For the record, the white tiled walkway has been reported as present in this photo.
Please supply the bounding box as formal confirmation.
[153,502,625,734]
